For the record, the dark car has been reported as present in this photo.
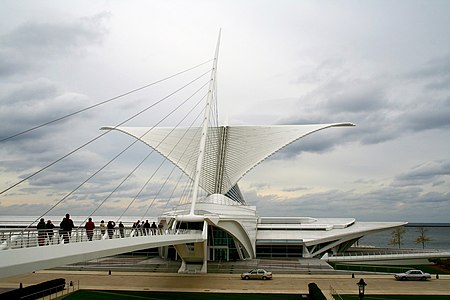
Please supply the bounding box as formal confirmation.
[394,269,431,281]
[241,269,273,280]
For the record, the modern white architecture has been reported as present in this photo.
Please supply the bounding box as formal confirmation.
[101,33,405,273]
[102,123,406,272]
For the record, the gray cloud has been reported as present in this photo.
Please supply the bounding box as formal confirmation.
[409,54,450,91]
[271,53,450,160]
[0,78,96,188]
[1,1,450,225]
[393,160,450,187]
[246,184,450,222]
[0,13,109,77]
[403,98,450,131]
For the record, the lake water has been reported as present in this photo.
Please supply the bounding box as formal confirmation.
[360,224,450,250]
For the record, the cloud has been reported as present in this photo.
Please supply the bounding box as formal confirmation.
[1,1,449,225]
[0,79,92,140]
[0,78,96,189]
[402,98,450,131]
[246,182,450,222]
[393,160,450,187]
[0,13,109,77]
[408,54,450,91]
[268,52,450,160]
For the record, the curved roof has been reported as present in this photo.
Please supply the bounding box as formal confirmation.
[101,123,354,198]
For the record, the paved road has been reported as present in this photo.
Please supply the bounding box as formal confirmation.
[0,271,449,298]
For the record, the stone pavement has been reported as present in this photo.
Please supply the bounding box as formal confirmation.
[0,270,449,299]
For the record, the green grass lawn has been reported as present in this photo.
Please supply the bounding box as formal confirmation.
[63,290,304,300]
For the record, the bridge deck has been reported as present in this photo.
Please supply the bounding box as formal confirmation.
[0,228,204,279]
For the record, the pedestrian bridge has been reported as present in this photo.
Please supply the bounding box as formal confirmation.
[0,227,205,279]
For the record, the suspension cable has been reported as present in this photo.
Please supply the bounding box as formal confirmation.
[137,101,208,224]
[117,95,206,224]
[1,68,212,196]
[0,60,212,143]
[22,72,211,230]
[81,84,209,227]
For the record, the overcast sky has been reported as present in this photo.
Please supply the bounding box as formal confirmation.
[1,0,449,223]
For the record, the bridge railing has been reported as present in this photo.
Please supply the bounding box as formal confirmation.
[330,248,444,257]
[0,227,201,250]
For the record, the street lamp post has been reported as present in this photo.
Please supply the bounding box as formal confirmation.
[357,278,367,300]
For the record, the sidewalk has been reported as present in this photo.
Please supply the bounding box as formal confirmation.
[0,270,449,297]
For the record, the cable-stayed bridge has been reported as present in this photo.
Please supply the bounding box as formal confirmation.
[0,34,223,279]
[0,227,205,279]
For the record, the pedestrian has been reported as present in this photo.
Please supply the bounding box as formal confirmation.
[84,217,95,241]
[118,221,125,238]
[138,221,144,236]
[37,218,46,246]
[59,214,74,244]
[107,220,116,239]
[143,220,150,236]
[151,221,157,235]
[132,220,140,236]
[100,220,106,238]
[46,220,55,244]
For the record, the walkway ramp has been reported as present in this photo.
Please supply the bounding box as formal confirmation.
[0,233,204,279]
[322,250,450,265]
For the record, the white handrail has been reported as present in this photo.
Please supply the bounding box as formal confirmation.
[0,227,201,250]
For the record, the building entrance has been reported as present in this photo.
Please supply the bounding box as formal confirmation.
[208,246,228,261]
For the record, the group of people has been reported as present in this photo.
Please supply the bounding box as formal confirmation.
[36,218,55,246]
[36,214,130,245]
[86,219,125,240]
[131,220,161,236]
[36,213,74,245]
[36,214,166,245]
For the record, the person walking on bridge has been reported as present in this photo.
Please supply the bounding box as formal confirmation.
[143,220,150,236]
[107,220,116,239]
[118,221,125,238]
[151,221,158,235]
[132,220,140,236]
[46,220,55,244]
[99,220,106,238]
[59,214,74,244]
[37,218,46,246]
[84,218,95,241]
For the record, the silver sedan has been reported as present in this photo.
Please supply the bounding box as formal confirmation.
[241,269,273,280]
[394,270,431,281]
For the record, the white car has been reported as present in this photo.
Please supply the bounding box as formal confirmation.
[241,269,273,280]
[394,269,431,281]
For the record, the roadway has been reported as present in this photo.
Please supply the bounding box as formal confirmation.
[0,270,449,298]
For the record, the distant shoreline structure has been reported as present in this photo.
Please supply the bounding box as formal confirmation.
[406,223,450,227]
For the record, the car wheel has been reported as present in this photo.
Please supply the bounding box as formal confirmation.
[244,276,250,280]
[262,276,267,280]
[421,277,426,281]
[402,277,407,281]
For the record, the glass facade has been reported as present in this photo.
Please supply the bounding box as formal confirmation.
[256,244,303,258]
[207,225,239,261]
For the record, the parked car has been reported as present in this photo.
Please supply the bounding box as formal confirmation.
[241,269,273,280]
[394,270,431,281]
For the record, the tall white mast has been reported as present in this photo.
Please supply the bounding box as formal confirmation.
[188,30,221,216]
